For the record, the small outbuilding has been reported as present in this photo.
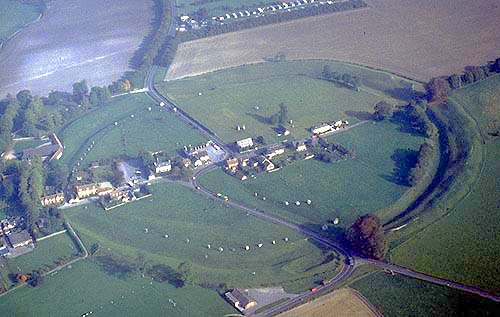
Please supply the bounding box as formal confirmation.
[225,288,257,312]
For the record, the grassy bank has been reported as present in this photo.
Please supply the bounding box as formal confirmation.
[390,75,500,292]
[0,0,40,46]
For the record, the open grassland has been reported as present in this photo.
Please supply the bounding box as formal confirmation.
[161,60,419,144]
[0,260,234,317]
[278,288,377,317]
[200,120,425,228]
[176,0,278,16]
[390,75,500,292]
[0,0,40,44]
[64,182,341,292]
[2,233,78,285]
[59,93,205,166]
[167,0,500,82]
[350,272,500,316]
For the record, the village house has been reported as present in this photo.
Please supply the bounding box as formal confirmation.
[240,158,249,167]
[295,142,307,152]
[182,158,192,168]
[191,156,203,167]
[7,230,33,248]
[236,138,254,152]
[225,289,257,312]
[75,183,98,199]
[22,133,64,162]
[265,144,286,159]
[0,218,18,236]
[40,192,65,206]
[226,158,239,170]
[197,150,211,164]
[257,156,275,172]
[154,160,172,174]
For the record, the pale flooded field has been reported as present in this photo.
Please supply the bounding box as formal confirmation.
[0,0,152,96]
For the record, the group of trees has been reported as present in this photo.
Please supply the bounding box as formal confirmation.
[322,65,361,90]
[408,143,434,186]
[372,101,393,121]
[346,214,387,260]
[426,58,500,102]
[17,159,44,233]
[179,0,367,41]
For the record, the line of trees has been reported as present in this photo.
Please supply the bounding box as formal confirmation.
[426,58,500,102]
[178,0,367,41]
[322,65,361,90]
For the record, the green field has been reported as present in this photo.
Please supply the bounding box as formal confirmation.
[64,182,341,292]
[350,271,500,316]
[0,260,234,317]
[176,0,279,17]
[4,233,78,275]
[160,60,421,144]
[390,75,500,292]
[200,120,426,228]
[0,0,40,44]
[58,93,205,166]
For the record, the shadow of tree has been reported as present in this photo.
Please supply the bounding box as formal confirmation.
[345,110,374,121]
[381,148,418,186]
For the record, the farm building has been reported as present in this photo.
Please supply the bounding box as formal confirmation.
[265,144,286,159]
[236,138,254,151]
[226,158,239,170]
[7,230,33,248]
[225,288,257,312]
[233,171,248,181]
[311,123,333,135]
[40,192,65,206]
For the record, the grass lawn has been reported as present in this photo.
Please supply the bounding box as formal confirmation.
[199,120,425,228]
[160,60,421,144]
[0,260,234,317]
[0,0,40,44]
[390,75,500,292]
[4,233,78,276]
[64,182,341,292]
[350,271,500,317]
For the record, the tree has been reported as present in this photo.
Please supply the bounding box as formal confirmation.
[346,214,387,260]
[178,261,193,286]
[322,65,333,80]
[448,74,462,89]
[373,101,393,121]
[16,90,32,108]
[72,80,89,103]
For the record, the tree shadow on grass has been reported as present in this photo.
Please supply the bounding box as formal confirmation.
[345,110,374,121]
[381,148,418,186]
[245,112,271,125]
[384,87,425,102]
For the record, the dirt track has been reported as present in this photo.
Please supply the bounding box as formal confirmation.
[166,0,500,82]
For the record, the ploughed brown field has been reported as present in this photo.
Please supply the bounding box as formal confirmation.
[166,0,500,82]
[276,288,378,317]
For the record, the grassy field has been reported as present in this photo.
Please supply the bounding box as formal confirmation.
[84,106,207,162]
[176,0,278,17]
[167,0,500,82]
[200,120,425,228]
[0,0,40,44]
[4,233,78,274]
[58,93,205,166]
[162,60,418,144]
[350,272,500,316]
[390,75,500,292]
[278,288,376,317]
[0,260,234,317]
[64,182,342,292]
